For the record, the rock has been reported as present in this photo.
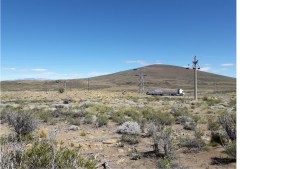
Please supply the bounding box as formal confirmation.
[211,104,226,109]
[102,139,118,144]
[116,158,125,164]
[68,125,80,131]
[118,148,125,153]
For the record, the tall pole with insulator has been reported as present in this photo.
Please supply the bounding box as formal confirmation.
[186,56,200,100]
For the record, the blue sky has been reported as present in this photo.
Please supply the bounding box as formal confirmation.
[1,0,236,80]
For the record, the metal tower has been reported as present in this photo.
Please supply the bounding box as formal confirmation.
[134,69,147,93]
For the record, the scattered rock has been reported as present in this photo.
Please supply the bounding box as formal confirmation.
[102,139,118,144]
[116,158,125,164]
[118,148,125,153]
[211,104,226,109]
[68,125,80,131]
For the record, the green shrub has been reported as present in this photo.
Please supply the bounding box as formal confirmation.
[22,141,54,168]
[84,113,94,124]
[202,96,222,106]
[111,111,126,124]
[179,137,203,150]
[171,107,189,117]
[122,108,142,122]
[179,129,204,151]
[225,140,236,159]
[156,156,172,169]
[58,88,65,93]
[67,118,80,126]
[143,109,175,125]
[39,111,53,123]
[96,114,108,127]
[20,140,96,169]
[85,104,112,114]
[121,134,140,145]
[208,118,220,132]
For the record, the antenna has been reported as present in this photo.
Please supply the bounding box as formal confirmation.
[186,56,201,100]
[134,68,147,93]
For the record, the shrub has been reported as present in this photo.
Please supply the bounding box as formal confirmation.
[183,121,196,130]
[218,113,236,141]
[179,137,203,150]
[84,113,96,124]
[171,107,189,117]
[145,123,159,137]
[122,108,142,122]
[143,110,175,125]
[85,104,112,114]
[67,118,80,126]
[117,121,141,135]
[0,141,25,169]
[156,157,172,169]
[38,111,53,123]
[96,114,108,127]
[225,140,236,159]
[58,87,65,93]
[6,112,38,139]
[208,118,220,132]
[20,140,96,169]
[130,151,141,160]
[111,111,127,124]
[38,128,48,138]
[179,129,205,151]
[202,96,222,106]
[121,134,140,144]
[22,141,54,168]
[80,130,87,136]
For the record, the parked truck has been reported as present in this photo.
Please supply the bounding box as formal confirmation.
[146,88,185,96]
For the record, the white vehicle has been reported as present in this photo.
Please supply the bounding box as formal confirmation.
[146,88,185,96]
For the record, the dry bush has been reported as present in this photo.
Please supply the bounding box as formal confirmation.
[218,112,236,160]
[218,113,236,141]
[0,141,25,169]
[117,121,141,135]
[179,129,205,152]
[6,112,38,139]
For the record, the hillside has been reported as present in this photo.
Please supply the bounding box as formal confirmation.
[0,64,236,93]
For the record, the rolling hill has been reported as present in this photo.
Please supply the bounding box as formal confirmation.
[0,64,236,93]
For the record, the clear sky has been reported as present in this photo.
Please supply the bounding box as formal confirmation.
[1,0,236,80]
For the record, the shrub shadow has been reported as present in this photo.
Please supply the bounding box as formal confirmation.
[210,157,236,165]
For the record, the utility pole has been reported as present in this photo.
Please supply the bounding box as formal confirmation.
[186,56,200,100]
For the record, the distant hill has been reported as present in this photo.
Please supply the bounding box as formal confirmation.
[0,64,236,93]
